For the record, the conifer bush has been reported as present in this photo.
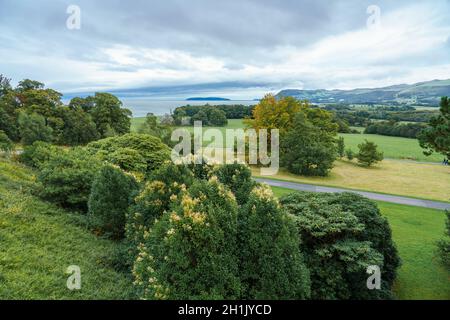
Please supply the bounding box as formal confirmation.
[88,165,139,239]
[37,147,102,211]
[238,185,310,299]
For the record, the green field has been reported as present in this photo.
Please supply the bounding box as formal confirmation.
[271,186,450,300]
[0,159,135,299]
[339,132,442,162]
[131,117,245,134]
[131,117,441,162]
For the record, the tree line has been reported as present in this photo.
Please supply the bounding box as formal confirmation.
[0,75,131,146]
[364,121,427,139]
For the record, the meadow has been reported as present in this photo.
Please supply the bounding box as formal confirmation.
[131,118,442,162]
[339,132,442,162]
[271,186,450,300]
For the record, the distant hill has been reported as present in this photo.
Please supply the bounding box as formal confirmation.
[186,97,231,101]
[276,79,450,105]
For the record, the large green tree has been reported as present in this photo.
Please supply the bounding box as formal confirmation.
[18,112,53,145]
[281,112,337,176]
[88,93,131,138]
[419,96,450,158]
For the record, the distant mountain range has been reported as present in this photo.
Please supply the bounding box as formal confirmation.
[276,79,450,105]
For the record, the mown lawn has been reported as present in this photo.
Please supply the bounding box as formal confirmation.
[0,159,135,300]
[271,186,450,300]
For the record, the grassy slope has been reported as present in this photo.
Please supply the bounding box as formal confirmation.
[271,186,450,300]
[0,159,135,299]
[254,159,450,202]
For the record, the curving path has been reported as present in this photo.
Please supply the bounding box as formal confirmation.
[255,178,450,211]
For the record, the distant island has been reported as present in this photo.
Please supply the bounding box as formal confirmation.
[186,97,231,101]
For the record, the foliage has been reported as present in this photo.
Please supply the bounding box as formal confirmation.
[18,112,53,145]
[1,75,132,145]
[126,162,196,252]
[357,140,384,167]
[245,94,306,135]
[281,112,337,176]
[85,92,131,138]
[19,141,61,168]
[326,192,401,288]
[57,106,99,145]
[138,113,173,146]
[280,192,399,299]
[0,101,20,141]
[238,185,310,299]
[132,178,241,299]
[37,147,102,211]
[345,148,354,160]
[0,130,14,154]
[337,137,345,158]
[173,104,253,121]
[88,165,139,240]
[86,133,171,174]
[437,211,450,268]
[419,96,450,158]
[175,106,228,126]
[365,121,426,139]
[212,162,256,205]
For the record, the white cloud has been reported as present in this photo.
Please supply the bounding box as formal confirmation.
[0,0,449,97]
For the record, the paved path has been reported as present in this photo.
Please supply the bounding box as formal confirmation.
[256,178,450,211]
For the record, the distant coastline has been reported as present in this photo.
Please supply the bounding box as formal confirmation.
[186,97,231,101]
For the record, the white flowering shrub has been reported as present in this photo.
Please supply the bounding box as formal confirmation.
[132,178,240,299]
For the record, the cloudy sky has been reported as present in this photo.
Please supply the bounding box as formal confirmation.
[1,0,450,99]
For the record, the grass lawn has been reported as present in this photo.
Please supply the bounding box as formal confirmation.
[271,186,450,300]
[131,117,440,162]
[131,117,245,135]
[130,116,147,132]
[254,159,450,202]
[0,158,135,299]
[339,132,442,162]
